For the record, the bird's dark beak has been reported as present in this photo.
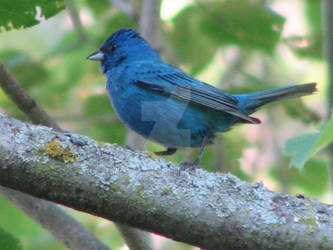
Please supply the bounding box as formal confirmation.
[87,50,104,61]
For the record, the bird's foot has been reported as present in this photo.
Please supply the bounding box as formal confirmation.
[154,148,177,156]
[179,160,202,171]
[125,145,134,151]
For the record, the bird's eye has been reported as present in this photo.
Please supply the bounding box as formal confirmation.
[107,44,117,52]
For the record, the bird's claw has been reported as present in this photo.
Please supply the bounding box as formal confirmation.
[179,161,202,171]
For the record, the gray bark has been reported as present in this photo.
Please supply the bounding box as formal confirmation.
[0,113,332,250]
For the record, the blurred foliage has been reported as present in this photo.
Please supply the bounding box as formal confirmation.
[270,158,329,196]
[284,113,333,170]
[285,0,322,59]
[0,0,329,249]
[0,0,65,31]
[0,50,48,88]
[168,0,285,74]
[0,227,22,250]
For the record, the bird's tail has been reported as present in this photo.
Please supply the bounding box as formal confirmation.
[234,82,317,114]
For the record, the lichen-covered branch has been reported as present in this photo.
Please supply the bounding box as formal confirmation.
[0,113,332,249]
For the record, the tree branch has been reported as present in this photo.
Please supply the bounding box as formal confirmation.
[115,224,152,250]
[0,62,62,131]
[321,0,333,112]
[1,113,332,249]
[0,187,110,250]
[65,0,89,43]
[321,0,333,197]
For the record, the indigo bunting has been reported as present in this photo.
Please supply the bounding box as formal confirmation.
[87,29,316,166]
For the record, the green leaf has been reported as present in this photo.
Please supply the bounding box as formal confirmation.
[310,112,333,156]
[270,159,329,196]
[283,132,319,170]
[284,112,333,170]
[0,0,65,31]
[85,0,110,16]
[0,227,22,250]
[169,0,285,74]
[168,5,225,74]
[201,0,285,53]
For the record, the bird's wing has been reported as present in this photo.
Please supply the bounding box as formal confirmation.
[133,62,259,124]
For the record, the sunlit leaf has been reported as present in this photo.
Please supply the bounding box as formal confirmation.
[284,132,319,169]
[310,112,333,156]
[284,112,333,170]
[0,0,65,31]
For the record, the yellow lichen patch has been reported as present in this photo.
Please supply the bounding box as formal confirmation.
[45,139,76,163]
[62,146,76,163]
[45,139,63,157]
[245,209,251,215]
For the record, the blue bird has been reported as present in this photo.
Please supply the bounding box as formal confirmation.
[87,29,316,166]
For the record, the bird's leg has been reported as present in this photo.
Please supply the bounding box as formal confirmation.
[180,136,208,169]
[192,136,208,166]
[154,148,177,156]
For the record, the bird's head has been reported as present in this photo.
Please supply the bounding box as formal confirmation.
[87,29,160,73]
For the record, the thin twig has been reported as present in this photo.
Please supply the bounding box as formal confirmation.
[115,224,152,250]
[108,0,134,18]
[65,0,89,43]
[0,63,62,131]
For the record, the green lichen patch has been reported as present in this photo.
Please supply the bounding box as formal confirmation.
[161,186,171,196]
[44,139,76,163]
[135,184,144,196]
[110,183,121,192]
[300,215,318,231]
